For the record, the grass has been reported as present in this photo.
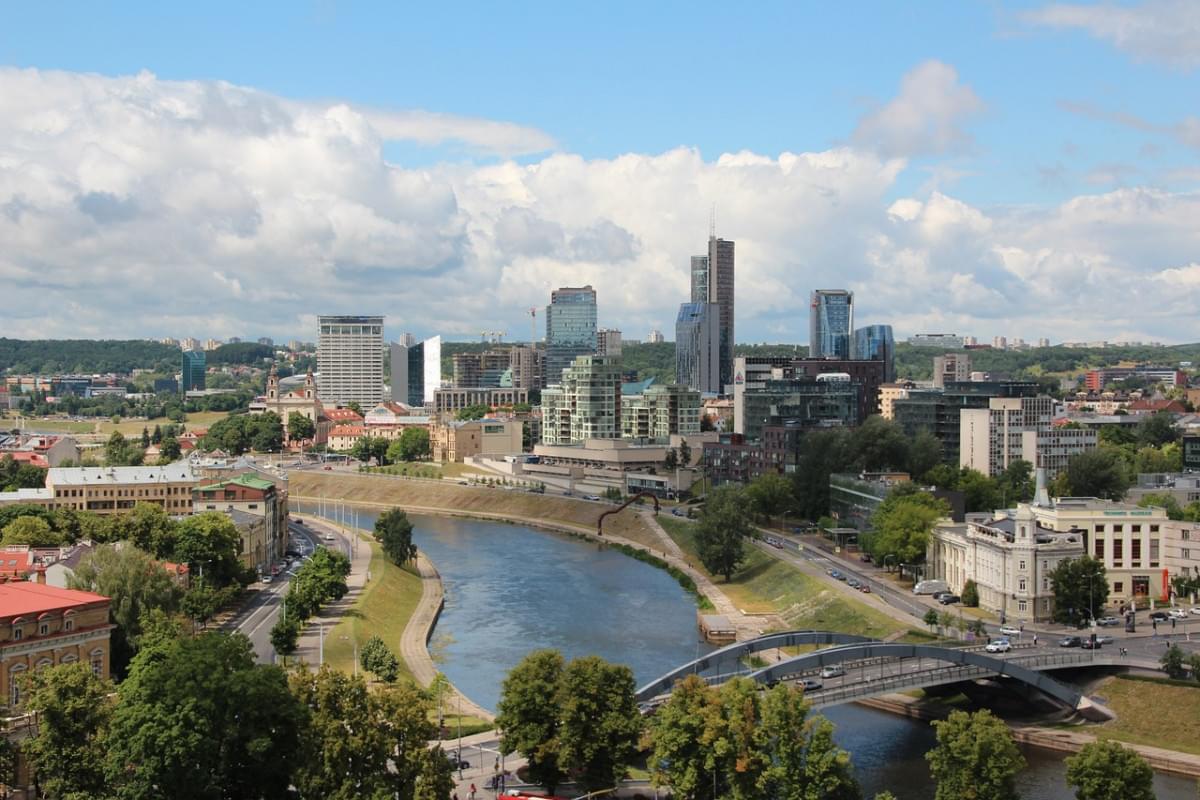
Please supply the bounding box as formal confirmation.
[322,535,424,680]
[1089,674,1200,755]
[657,516,907,640]
[435,712,494,738]
[9,409,231,439]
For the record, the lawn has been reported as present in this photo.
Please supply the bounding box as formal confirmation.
[9,409,230,438]
[1090,675,1200,755]
[322,535,424,681]
[657,516,907,640]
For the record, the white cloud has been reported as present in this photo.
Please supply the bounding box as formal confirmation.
[851,60,984,158]
[1,67,1199,345]
[1025,1,1200,69]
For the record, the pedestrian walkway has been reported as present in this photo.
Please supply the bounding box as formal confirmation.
[291,517,373,667]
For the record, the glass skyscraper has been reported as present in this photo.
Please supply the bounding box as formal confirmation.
[809,290,854,359]
[545,285,597,386]
[391,335,442,407]
[181,349,206,393]
[690,255,709,303]
[675,302,720,394]
[852,324,895,381]
[688,237,735,390]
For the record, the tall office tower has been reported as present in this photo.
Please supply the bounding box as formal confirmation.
[317,315,385,406]
[707,237,736,390]
[852,324,895,381]
[597,328,623,357]
[675,302,720,394]
[809,290,854,359]
[690,255,709,303]
[508,345,546,391]
[181,350,206,393]
[390,336,442,407]
[545,285,598,386]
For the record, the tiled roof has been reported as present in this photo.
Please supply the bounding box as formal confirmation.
[0,581,108,618]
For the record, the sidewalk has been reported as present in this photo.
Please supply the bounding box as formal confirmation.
[291,517,373,666]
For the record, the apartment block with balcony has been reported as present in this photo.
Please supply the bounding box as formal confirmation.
[621,384,701,442]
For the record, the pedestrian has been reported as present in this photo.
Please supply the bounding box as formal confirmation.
[1032,633,1038,646]
[453,794,459,800]
[470,783,476,800]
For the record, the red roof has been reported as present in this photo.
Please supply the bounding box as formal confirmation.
[0,548,36,578]
[0,581,108,618]
[325,409,364,422]
[329,424,366,437]
[2,451,48,468]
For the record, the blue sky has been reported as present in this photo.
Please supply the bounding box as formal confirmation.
[1,1,1198,343]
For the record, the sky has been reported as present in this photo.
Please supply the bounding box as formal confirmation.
[1,1,1198,345]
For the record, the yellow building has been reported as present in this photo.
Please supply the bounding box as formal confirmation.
[431,419,523,463]
[0,464,200,515]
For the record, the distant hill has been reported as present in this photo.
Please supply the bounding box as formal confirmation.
[894,342,1200,382]
[0,338,180,374]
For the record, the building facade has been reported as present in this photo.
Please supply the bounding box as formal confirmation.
[432,387,529,416]
[597,329,623,357]
[809,290,853,359]
[317,315,385,406]
[0,464,200,515]
[675,302,721,394]
[621,384,702,441]
[540,355,622,445]
[1163,521,1200,585]
[391,335,442,407]
[545,286,598,386]
[733,356,886,438]
[959,396,1096,477]
[706,237,736,390]
[932,353,971,389]
[508,346,546,392]
[908,333,964,348]
[181,349,206,393]
[852,324,895,382]
[452,350,512,388]
[192,474,287,572]
[431,418,524,462]
[892,381,1042,466]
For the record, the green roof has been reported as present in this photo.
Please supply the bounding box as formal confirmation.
[196,473,275,492]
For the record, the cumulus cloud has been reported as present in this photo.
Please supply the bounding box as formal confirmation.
[1025,1,1200,69]
[851,60,984,158]
[1,66,1198,345]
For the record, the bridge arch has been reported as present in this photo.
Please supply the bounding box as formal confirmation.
[636,630,876,701]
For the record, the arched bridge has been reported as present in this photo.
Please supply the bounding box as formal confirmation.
[638,631,1117,720]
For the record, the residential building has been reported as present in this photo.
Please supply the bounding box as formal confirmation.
[431,418,523,462]
[181,350,206,393]
[432,387,529,416]
[621,384,702,441]
[1163,521,1200,583]
[932,353,971,389]
[852,324,895,381]
[675,302,721,394]
[508,346,546,392]
[317,315,385,407]
[908,333,964,348]
[1127,473,1200,507]
[545,286,598,386]
[0,581,114,706]
[1185,436,1200,471]
[540,355,622,445]
[733,356,886,439]
[203,338,222,351]
[646,329,664,344]
[257,337,273,346]
[391,335,443,407]
[328,425,368,451]
[878,382,917,421]
[1085,366,1187,391]
[0,464,199,515]
[180,337,200,352]
[959,396,1097,477]
[0,434,80,468]
[702,434,768,486]
[809,290,853,359]
[597,329,623,357]
[892,381,1041,466]
[193,473,287,571]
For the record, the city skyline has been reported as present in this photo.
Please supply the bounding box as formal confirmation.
[2,3,1200,345]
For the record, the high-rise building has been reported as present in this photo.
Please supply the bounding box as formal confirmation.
[545,286,598,385]
[708,237,735,390]
[809,290,854,359]
[508,346,546,392]
[960,396,1097,478]
[690,255,709,303]
[180,337,200,351]
[257,337,274,346]
[317,315,385,407]
[540,355,622,444]
[852,324,895,382]
[181,350,206,393]
[390,336,442,407]
[621,384,702,441]
[203,338,222,351]
[933,353,972,389]
[675,302,720,394]
[733,356,883,441]
[398,333,417,347]
[597,328,623,357]
[452,350,512,388]
[646,329,664,344]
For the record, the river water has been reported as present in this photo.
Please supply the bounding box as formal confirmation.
[317,505,1195,799]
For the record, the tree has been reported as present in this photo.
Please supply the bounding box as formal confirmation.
[663,448,679,470]
[288,412,316,443]
[171,511,245,587]
[158,435,182,463]
[415,746,455,800]
[747,473,793,529]
[791,428,853,521]
[1062,448,1131,501]
[961,579,979,608]
[181,578,238,629]
[869,487,947,566]
[907,429,943,481]
[455,405,489,421]
[926,709,1024,800]
[397,427,431,462]
[2,514,65,547]
[997,459,1035,504]
[360,635,401,682]
[1047,556,1109,626]
[375,508,417,567]
[106,631,303,800]
[707,677,767,800]
[269,612,300,658]
[1064,740,1155,800]
[958,468,1002,513]
[105,431,144,466]
[678,439,692,466]
[496,649,567,793]
[695,484,753,581]
[141,426,151,448]
[923,608,940,631]
[759,683,860,800]
[1162,644,1188,679]
[250,411,284,453]
[849,416,910,472]
[123,502,177,557]
[1136,411,1179,448]
[1138,492,1184,520]
[151,424,163,444]
[556,656,642,794]
[646,674,717,800]
[23,663,114,799]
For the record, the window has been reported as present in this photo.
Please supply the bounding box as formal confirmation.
[9,666,25,706]
[1019,578,1027,592]
[1151,524,1160,533]
[1113,539,1124,565]
[1132,525,1141,533]
[64,619,73,632]
[1150,539,1160,567]
[1019,560,1026,570]
[1094,538,1104,559]
[1131,539,1142,565]
[1183,530,1191,541]
[1018,600,1027,612]
[1184,549,1191,560]
[13,628,22,641]
[1113,525,1123,533]
[38,623,48,636]
[1113,582,1124,594]
[90,649,104,677]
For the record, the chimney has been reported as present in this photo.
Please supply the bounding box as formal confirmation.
[1034,467,1050,508]
[35,567,46,585]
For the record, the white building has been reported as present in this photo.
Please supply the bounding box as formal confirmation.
[959,396,1096,477]
[646,329,664,344]
[541,355,622,445]
[317,315,385,407]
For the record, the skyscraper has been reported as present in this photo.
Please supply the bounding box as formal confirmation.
[852,324,895,381]
[317,315,385,406]
[597,328,623,357]
[675,302,720,394]
[690,255,709,303]
[809,290,854,359]
[545,285,598,386]
[181,350,206,393]
[391,335,442,407]
[708,237,735,390]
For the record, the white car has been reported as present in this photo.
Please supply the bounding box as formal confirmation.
[985,639,1012,653]
[998,625,1021,638]
[1191,607,1200,616]
[819,665,847,679]
[1169,608,1188,620]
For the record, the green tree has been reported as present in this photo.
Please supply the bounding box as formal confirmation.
[181,578,238,629]
[1062,448,1131,501]
[287,412,317,443]
[23,663,114,799]
[141,426,151,448]
[760,683,860,800]
[907,429,943,480]
[496,649,567,793]
[556,656,642,794]
[695,484,753,581]
[961,579,980,607]
[1064,740,1155,800]
[1136,411,1180,448]
[455,404,490,421]
[791,428,853,521]
[397,427,431,462]
[1162,644,1188,679]
[869,487,947,566]
[250,411,284,452]
[958,468,1002,513]
[123,502,177,557]
[269,612,301,658]
[850,415,910,472]
[923,608,940,631]
[926,709,1024,800]
[2,514,65,547]
[360,635,401,683]
[1048,556,1109,626]
[415,746,456,800]
[679,439,692,465]
[375,508,417,567]
[105,431,144,466]
[747,472,794,528]
[646,674,717,800]
[708,677,767,800]
[1138,492,1184,520]
[171,511,245,587]
[158,435,182,463]
[106,631,303,800]
[997,459,1035,504]
[151,424,163,444]
[664,448,679,470]
[1188,653,1200,684]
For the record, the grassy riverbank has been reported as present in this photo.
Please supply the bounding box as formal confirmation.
[657,516,907,640]
[1088,675,1200,755]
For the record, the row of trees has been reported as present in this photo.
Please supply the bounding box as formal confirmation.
[202,411,284,455]
[269,547,351,656]
[0,454,45,492]
[349,428,431,465]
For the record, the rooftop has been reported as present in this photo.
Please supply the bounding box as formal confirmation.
[47,462,196,486]
[0,581,108,618]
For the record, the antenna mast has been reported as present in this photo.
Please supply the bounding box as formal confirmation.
[709,203,716,239]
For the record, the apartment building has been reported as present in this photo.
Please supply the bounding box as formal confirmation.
[432,387,529,416]
[540,355,622,445]
[959,396,1096,477]
[317,315,385,407]
[621,384,702,442]
[0,464,199,514]
[193,473,288,572]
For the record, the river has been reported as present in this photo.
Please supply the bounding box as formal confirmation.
[314,504,1195,798]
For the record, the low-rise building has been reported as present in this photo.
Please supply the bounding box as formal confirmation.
[0,463,199,515]
[1163,521,1200,586]
[193,473,287,570]
[0,434,80,468]
[328,425,367,451]
[433,387,530,416]
[431,418,523,463]
[1126,473,1200,508]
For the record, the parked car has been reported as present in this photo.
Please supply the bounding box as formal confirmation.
[1058,636,1082,648]
[799,678,823,691]
[937,594,961,605]
[931,591,950,601]
[323,533,335,542]
[985,639,1012,653]
[671,508,685,517]
[913,579,951,596]
[859,585,871,593]
[1169,608,1188,620]
[261,574,273,584]
[820,665,847,678]
[847,578,860,588]
[999,625,1021,638]
[860,553,873,563]
[1191,607,1200,616]
[1149,611,1169,622]
[446,752,470,770]
[1096,616,1120,627]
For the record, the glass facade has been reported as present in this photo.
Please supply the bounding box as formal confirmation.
[675,302,720,394]
[708,238,736,390]
[740,378,859,443]
[545,286,598,386]
[809,290,854,359]
[181,350,206,393]
[852,324,895,381]
[690,255,709,303]
[391,336,442,407]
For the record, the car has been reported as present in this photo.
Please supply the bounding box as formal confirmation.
[859,553,873,563]
[445,752,470,770]
[323,465,333,470]
[671,508,685,516]
[1096,616,1120,627]
[584,495,601,501]
[820,665,847,678]
[937,594,961,605]
[458,480,469,485]
[1059,636,1082,648]
[1095,634,1115,645]
[260,574,273,584]
[829,570,842,580]
[1169,608,1188,620]
[859,585,871,593]
[1149,611,1170,622]
[999,625,1021,638]
[799,678,823,691]
[836,573,847,582]
[931,590,950,600]
[1192,607,1200,616]
[323,533,335,542]
[847,578,860,588]
[985,639,1012,653]
[1081,637,1103,650]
